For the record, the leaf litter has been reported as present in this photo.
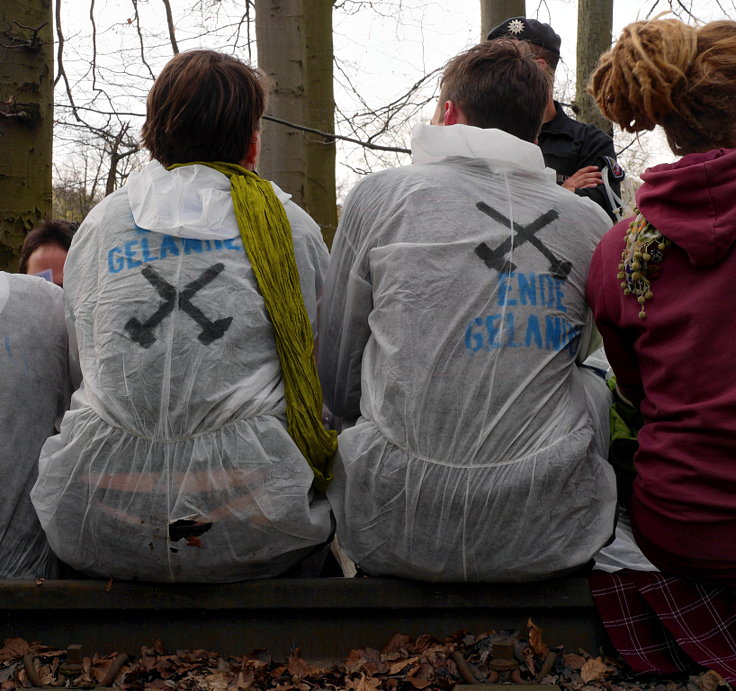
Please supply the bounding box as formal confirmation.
[0,620,723,690]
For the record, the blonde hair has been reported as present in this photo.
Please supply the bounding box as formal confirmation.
[589,19,736,155]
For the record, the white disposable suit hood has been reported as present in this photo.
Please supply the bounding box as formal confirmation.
[127,160,292,240]
[411,123,556,183]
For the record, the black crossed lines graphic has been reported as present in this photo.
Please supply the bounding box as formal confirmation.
[125,264,233,348]
[473,202,572,280]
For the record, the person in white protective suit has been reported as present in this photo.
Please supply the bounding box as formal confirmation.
[31,50,337,582]
[318,39,617,582]
[0,273,69,578]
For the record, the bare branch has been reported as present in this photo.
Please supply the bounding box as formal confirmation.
[161,0,180,54]
[263,115,410,154]
[90,0,98,93]
[132,0,156,79]
[54,0,65,87]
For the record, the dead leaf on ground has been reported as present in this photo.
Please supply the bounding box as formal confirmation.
[527,618,548,657]
[90,656,113,683]
[382,633,413,655]
[414,634,440,652]
[0,639,31,662]
[563,652,588,670]
[287,651,313,679]
[522,647,537,676]
[389,656,418,675]
[580,656,608,683]
[347,673,382,691]
[201,669,232,690]
[696,669,730,691]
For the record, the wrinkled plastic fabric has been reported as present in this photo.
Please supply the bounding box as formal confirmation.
[318,124,617,582]
[594,507,658,573]
[32,162,333,582]
[0,273,68,578]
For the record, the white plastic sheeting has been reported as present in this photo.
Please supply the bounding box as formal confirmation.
[318,124,617,582]
[594,507,659,573]
[32,162,333,582]
[0,273,68,578]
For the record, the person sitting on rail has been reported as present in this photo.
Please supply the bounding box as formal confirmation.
[586,18,736,681]
[317,39,616,582]
[31,49,336,582]
[1,271,69,578]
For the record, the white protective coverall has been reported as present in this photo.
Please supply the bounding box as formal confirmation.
[318,124,617,582]
[32,161,334,582]
[1,273,68,578]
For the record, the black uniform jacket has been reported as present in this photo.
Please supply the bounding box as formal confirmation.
[539,101,624,222]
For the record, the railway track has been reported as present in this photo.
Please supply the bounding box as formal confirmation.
[0,576,605,660]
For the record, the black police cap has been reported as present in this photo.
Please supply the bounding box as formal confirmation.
[486,17,561,56]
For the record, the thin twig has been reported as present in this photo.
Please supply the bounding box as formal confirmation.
[263,115,410,153]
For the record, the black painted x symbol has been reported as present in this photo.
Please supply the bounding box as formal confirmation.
[474,202,571,279]
[125,264,233,348]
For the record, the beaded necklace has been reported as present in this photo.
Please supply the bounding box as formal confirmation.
[617,210,670,319]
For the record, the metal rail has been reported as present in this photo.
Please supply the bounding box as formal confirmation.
[0,577,604,659]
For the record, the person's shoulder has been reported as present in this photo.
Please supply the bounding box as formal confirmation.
[272,183,324,246]
[563,115,612,144]
[552,186,614,236]
[76,187,131,235]
[4,271,62,296]
[545,104,612,142]
[2,272,64,315]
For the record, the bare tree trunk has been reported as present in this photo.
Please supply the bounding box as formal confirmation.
[575,0,613,135]
[255,0,337,246]
[303,4,337,247]
[480,0,526,40]
[0,0,53,271]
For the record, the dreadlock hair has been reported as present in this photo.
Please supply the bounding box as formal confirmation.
[589,18,736,156]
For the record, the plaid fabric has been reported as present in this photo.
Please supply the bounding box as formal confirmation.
[589,570,736,682]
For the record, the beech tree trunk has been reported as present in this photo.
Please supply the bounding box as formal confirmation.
[575,0,613,135]
[0,0,53,271]
[480,0,526,40]
[255,0,337,247]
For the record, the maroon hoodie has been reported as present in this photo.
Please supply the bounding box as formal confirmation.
[587,148,736,584]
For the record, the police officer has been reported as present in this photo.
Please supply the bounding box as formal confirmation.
[487,17,625,222]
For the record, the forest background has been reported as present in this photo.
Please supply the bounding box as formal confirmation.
[0,0,733,269]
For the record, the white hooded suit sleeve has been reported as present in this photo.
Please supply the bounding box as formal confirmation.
[318,182,375,420]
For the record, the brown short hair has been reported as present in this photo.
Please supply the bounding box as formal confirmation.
[141,50,269,167]
[438,40,551,142]
[19,220,78,274]
[590,19,736,155]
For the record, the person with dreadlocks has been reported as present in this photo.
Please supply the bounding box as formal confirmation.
[31,50,336,581]
[585,19,736,681]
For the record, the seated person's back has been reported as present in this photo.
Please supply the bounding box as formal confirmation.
[318,40,616,582]
[0,272,68,578]
[31,50,335,582]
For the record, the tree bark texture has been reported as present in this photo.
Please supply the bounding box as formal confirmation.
[255,0,337,247]
[0,0,53,271]
[480,0,526,41]
[575,0,613,135]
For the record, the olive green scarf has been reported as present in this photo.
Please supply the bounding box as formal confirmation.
[169,161,335,491]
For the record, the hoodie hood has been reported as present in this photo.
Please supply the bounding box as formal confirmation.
[126,160,292,240]
[637,148,736,267]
